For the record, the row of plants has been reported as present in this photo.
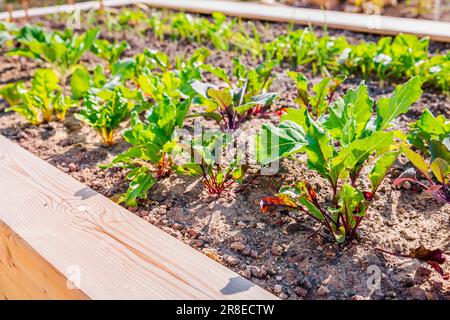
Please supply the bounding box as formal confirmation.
[2,7,448,91]
[69,8,450,91]
[0,13,448,277]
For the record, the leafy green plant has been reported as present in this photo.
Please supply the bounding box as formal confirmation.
[0,81,24,107]
[177,132,248,196]
[103,97,191,206]
[265,28,348,75]
[394,109,450,203]
[191,58,278,130]
[101,50,208,205]
[192,81,278,131]
[420,53,450,93]
[0,21,16,48]
[395,145,449,204]
[340,34,431,88]
[10,26,99,84]
[1,69,75,125]
[258,76,423,243]
[112,49,174,85]
[70,65,120,99]
[91,38,129,69]
[74,87,131,146]
[287,71,344,119]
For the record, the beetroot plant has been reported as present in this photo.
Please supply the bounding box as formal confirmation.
[258,76,423,243]
[177,132,248,196]
[191,58,278,131]
[394,109,450,203]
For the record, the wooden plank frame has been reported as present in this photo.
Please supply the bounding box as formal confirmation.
[0,0,449,42]
[0,136,276,300]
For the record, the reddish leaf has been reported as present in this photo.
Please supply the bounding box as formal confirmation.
[363,191,373,200]
[426,262,449,280]
[276,107,288,117]
[410,245,446,264]
[410,245,448,280]
[260,195,298,213]
[393,177,418,187]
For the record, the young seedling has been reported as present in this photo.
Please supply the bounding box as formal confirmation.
[177,133,248,196]
[394,110,450,203]
[191,81,278,131]
[376,245,448,279]
[103,97,192,206]
[74,87,131,146]
[1,69,75,125]
[258,76,423,243]
[70,64,121,100]
[191,58,278,131]
[288,71,345,120]
[91,38,129,70]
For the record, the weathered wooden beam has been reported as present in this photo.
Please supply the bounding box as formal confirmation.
[0,136,276,300]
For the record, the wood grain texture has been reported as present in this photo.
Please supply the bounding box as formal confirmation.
[0,136,276,300]
[0,221,89,300]
[0,0,448,42]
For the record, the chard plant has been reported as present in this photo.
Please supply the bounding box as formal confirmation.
[10,26,99,85]
[265,28,348,75]
[258,76,423,243]
[91,38,129,70]
[0,81,23,107]
[112,49,176,85]
[420,53,450,93]
[70,65,121,100]
[395,110,450,203]
[177,132,248,196]
[103,97,192,206]
[288,71,345,120]
[101,50,206,205]
[74,87,132,146]
[1,69,75,125]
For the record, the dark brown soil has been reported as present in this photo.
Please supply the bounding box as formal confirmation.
[1,8,449,300]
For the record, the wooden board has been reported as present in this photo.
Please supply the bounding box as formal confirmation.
[0,135,276,300]
[0,0,448,42]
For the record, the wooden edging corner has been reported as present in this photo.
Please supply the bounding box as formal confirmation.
[0,0,449,42]
[0,136,276,300]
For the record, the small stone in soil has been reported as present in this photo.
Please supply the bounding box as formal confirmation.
[317,285,330,296]
[192,239,204,247]
[172,223,184,231]
[250,249,258,258]
[242,245,252,256]
[271,244,283,256]
[68,163,79,172]
[400,229,417,241]
[386,291,396,298]
[279,293,288,299]
[294,286,308,298]
[249,266,259,278]
[187,229,199,238]
[273,284,282,294]
[226,255,240,266]
[230,241,246,251]
[258,266,268,278]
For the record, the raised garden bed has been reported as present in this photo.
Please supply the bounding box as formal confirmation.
[0,2,449,300]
